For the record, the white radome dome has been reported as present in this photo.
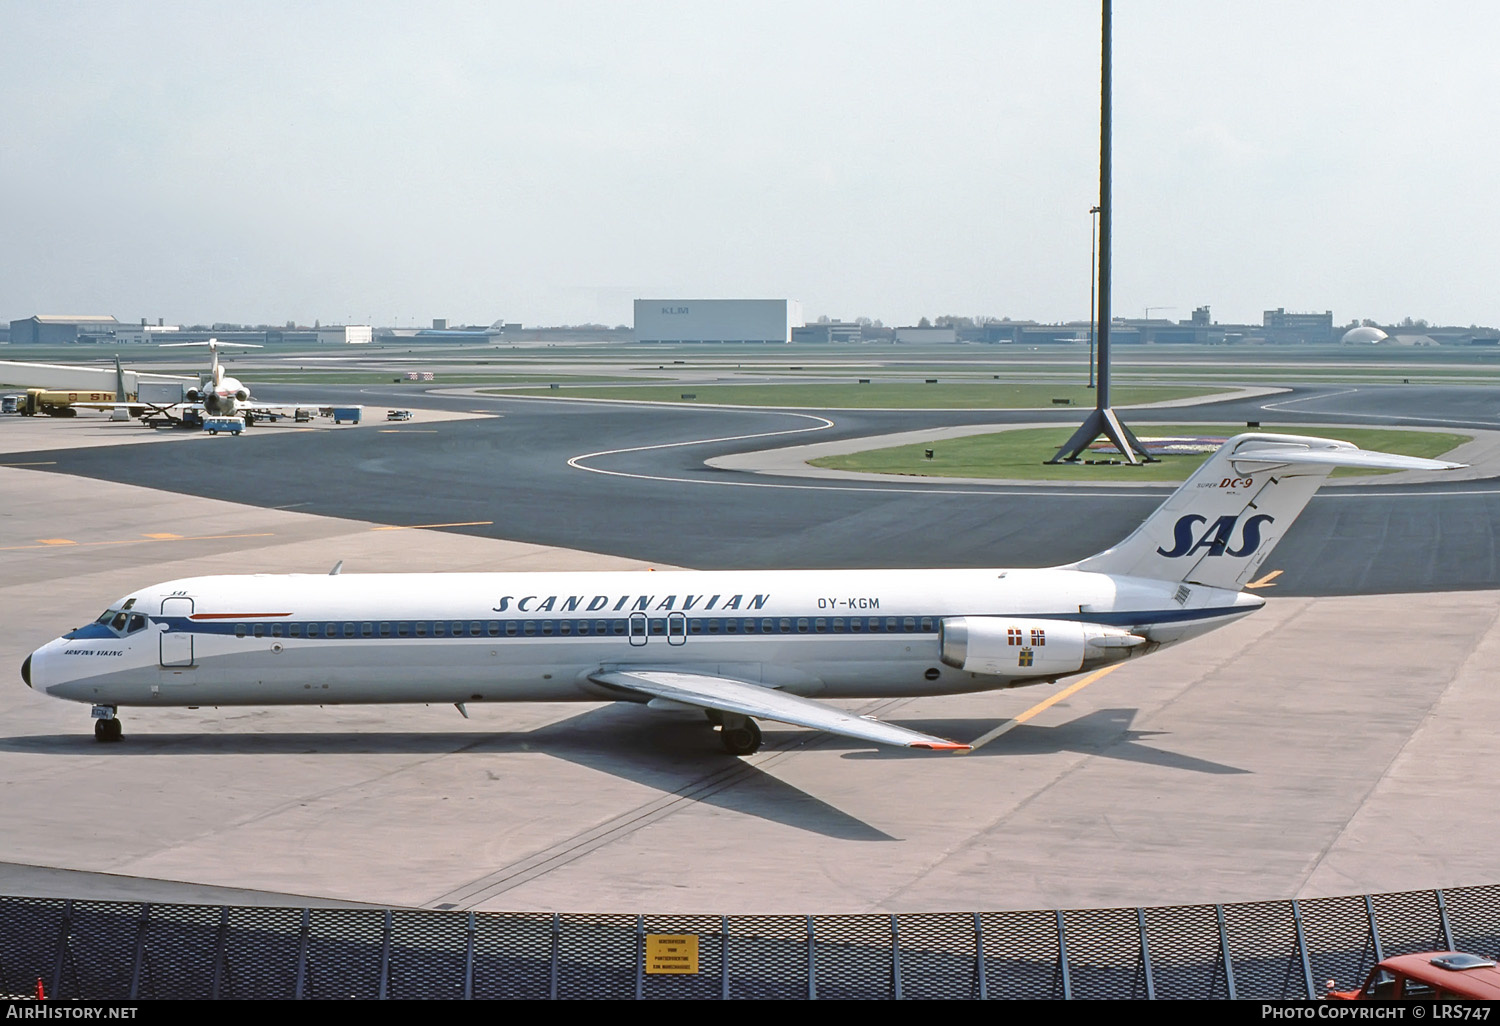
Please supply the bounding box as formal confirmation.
[1341,326,1389,344]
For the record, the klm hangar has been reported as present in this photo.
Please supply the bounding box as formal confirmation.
[634,299,803,344]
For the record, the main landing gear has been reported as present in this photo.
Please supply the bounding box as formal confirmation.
[711,712,762,756]
[92,706,122,743]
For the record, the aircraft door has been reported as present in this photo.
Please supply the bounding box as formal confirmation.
[159,596,195,667]
[667,612,687,646]
[629,612,648,647]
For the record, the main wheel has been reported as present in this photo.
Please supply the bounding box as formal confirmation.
[719,719,762,756]
[94,718,122,743]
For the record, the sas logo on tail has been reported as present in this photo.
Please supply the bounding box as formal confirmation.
[1156,513,1275,558]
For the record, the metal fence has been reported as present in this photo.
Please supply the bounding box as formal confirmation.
[2,885,1497,999]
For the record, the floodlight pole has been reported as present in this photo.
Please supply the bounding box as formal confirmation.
[1049,0,1156,464]
[1088,205,1099,389]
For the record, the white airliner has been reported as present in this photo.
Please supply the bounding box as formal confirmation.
[22,433,1461,753]
[73,340,315,426]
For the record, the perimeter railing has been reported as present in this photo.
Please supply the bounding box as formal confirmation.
[2,885,1497,999]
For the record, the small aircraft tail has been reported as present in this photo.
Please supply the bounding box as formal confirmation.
[1070,432,1462,590]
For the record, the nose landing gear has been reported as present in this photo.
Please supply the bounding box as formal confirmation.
[91,706,122,743]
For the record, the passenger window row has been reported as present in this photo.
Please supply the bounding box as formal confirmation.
[230,616,939,639]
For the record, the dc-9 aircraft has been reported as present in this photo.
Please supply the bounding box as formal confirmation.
[22,433,1461,754]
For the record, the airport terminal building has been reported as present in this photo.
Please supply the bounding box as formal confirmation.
[634,299,802,344]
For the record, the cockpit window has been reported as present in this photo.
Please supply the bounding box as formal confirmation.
[110,612,129,631]
[97,610,116,625]
[126,614,147,634]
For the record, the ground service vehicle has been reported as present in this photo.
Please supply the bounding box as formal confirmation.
[202,416,244,436]
[1327,952,1500,1000]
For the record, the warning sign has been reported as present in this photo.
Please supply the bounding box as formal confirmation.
[645,933,699,974]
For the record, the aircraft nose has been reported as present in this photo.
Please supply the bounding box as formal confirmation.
[21,653,31,688]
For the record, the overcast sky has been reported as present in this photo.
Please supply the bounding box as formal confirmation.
[3,1,1497,329]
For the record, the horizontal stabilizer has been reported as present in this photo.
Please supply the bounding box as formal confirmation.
[1229,445,1465,472]
[591,668,971,751]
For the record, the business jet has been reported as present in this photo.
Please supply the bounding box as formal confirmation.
[22,433,1461,753]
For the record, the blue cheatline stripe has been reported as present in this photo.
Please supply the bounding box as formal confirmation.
[129,605,1246,643]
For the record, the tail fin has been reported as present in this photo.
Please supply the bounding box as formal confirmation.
[114,356,127,400]
[1071,432,1462,590]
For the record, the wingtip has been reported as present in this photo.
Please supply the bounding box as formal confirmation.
[910,740,972,752]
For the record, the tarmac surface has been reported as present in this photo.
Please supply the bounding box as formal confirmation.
[2,384,1499,915]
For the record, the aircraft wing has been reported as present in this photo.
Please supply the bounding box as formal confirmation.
[238,400,321,413]
[69,401,193,413]
[589,668,971,751]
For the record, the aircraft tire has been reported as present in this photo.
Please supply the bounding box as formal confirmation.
[720,720,761,756]
[94,718,122,743]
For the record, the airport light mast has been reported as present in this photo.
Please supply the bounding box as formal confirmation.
[1049,0,1157,465]
[1088,204,1099,389]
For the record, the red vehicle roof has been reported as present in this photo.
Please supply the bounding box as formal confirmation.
[1334,952,1500,1000]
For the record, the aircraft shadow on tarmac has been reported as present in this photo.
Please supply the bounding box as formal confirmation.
[842,707,1249,776]
[3,706,1241,840]
[4,705,896,841]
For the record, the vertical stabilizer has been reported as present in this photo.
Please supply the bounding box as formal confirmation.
[1069,433,1462,590]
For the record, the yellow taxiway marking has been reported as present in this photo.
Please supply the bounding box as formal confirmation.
[143,532,183,539]
[0,461,58,467]
[0,532,275,553]
[1245,570,1283,589]
[964,665,1123,752]
[370,521,494,531]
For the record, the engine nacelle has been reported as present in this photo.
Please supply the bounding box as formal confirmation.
[939,616,1145,678]
[185,387,201,402]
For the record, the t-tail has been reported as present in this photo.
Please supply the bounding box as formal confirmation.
[1069,432,1463,590]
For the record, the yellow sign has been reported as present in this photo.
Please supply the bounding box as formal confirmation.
[645,933,699,975]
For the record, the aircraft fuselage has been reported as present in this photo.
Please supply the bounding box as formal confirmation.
[24,567,1261,709]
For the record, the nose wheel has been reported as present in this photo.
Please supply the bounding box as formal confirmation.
[92,707,122,743]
